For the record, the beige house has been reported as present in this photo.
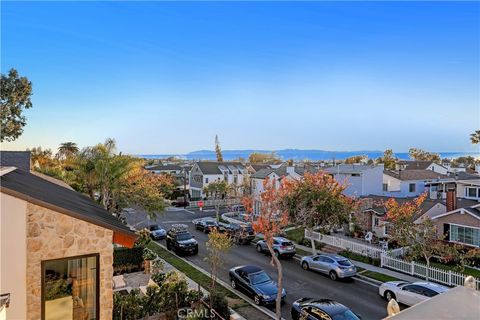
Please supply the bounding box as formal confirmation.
[0,167,136,320]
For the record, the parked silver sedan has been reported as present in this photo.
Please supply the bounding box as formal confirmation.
[300,254,357,280]
[379,281,449,306]
[256,237,296,258]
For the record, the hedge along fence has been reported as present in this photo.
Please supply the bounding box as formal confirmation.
[113,246,144,274]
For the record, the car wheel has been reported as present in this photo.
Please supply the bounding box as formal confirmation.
[230,279,236,289]
[256,244,262,253]
[254,295,261,305]
[166,242,171,250]
[384,290,396,301]
[274,250,280,258]
[302,261,309,270]
[329,271,338,281]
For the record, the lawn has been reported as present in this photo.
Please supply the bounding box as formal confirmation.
[284,227,305,243]
[428,261,480,278]
[359,270,401,283]
[147,242,236,299]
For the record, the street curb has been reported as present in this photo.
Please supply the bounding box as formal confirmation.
[353,274,382,287]
[151,241,280,320]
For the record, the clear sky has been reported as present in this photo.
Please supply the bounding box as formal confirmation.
[1,1,479,154]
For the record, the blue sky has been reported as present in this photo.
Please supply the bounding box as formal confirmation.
[1,1,479,154]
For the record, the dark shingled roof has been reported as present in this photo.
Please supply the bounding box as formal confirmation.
[196,162,245,175]
[384,169,448,181]
[250,164,271,172]
[362,195,444,219]
[397,160,437,170]
[0,151,30,172]
[1,169,134,235]
[149,164,182,171]
[464,207,480,219]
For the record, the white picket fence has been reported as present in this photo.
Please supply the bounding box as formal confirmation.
[304,229,403,259]
[188,198,241,208]
[305,230,480,290]
[381,254,480,290]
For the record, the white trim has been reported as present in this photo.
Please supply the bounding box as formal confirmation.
[0,166,17,176]
[432,208,480,221]
[448,223,480,248]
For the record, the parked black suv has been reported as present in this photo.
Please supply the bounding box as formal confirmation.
[166,224,198,255]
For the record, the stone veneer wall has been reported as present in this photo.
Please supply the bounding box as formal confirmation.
[26,202,114,320]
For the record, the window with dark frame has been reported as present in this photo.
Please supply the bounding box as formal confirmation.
[42,254,99,320]
[409,183,416,193]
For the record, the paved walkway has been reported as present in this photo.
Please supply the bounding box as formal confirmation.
[294,242,420,283]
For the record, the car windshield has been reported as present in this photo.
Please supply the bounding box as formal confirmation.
[337,260,352,266]
[249,272,272,285]
[205,221,216,226]
[150,226,159,231]
[281,241,293,246]
[176,233,192,241]
[331,309,360,320]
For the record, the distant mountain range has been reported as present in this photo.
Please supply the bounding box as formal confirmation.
[139,149,478,161]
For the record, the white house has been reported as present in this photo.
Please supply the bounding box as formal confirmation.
[382,169,448,198]
[147,164,183,175]
[396,160,448,175]
[323,164,384,197]
[189,162,248,199]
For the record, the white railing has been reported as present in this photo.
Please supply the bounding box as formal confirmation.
[305,229,390,259]
[381,254,480,290]
[188,198,241,208]
[305,230,480,290]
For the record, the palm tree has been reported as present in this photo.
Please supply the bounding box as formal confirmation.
[470,130,480,145]
[57,142,79,160]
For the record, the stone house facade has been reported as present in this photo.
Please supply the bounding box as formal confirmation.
[1,167,135,320]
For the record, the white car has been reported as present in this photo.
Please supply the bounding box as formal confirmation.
[379,281,449,306]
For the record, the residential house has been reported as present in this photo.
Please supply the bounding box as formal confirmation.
[382,169,448,198]
[323,164,384,197]
[147,164,183,175]
[431,197,480,248]
[356,196,446,238]
[395,160,448,175]
[425,172,480,202]
[0,166,135,320]
[189,162,248,199]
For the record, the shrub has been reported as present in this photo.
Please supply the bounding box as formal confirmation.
[113,289,145,320]
[339,250,380,266]
[207,291,230,319]
[113,247,144,274]
[143,247,158,261]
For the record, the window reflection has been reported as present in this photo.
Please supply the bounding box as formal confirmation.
[43,255,98,320]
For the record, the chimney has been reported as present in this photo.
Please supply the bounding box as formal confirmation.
[446,188,456,212]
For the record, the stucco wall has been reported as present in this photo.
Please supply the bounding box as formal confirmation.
[434,211,480,241]
[0,193,27,320]
[25,203,114,320]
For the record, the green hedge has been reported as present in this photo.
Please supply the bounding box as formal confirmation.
[339,250,381,267]
[113,247,144,274]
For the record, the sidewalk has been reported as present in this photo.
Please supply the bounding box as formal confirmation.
[294,242,420,283]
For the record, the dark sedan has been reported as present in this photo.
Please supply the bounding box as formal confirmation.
[291,298,361,320]
[229,265,286,306]
[194,219,220,233]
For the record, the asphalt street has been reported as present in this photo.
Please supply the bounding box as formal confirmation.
[124,207,390,320]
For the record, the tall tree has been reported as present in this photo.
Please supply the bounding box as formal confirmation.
[1,68,33,142]
[243,177,288,319]
[57,142,79,160]
[215,134,223,162]
[408,148,440,162]
[376,149,397,170]
[280,171,357,255]
[385,194,448,279]
[248,152,281,164]
[344,155,367,164]
[470,130,480,144]
[205,229,233,310]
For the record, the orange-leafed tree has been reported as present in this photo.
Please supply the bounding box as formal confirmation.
[243,177,288,319]
[385,193,448,279]
[280,171,357,255]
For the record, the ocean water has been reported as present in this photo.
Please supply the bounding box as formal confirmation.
[139,150,479,161]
